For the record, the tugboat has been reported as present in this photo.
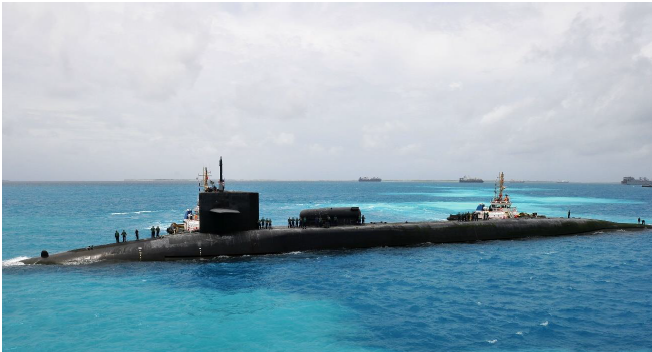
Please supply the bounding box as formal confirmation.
[474,172,519,219]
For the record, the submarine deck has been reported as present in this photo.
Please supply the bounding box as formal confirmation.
[22,218,648,265]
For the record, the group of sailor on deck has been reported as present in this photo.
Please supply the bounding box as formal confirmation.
[114,226,160,243]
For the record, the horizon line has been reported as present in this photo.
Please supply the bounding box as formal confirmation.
[2,179,626,184]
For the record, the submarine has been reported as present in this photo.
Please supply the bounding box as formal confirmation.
[21,159,648,265]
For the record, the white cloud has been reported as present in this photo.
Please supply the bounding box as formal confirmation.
[480,99,534,125]
[449,82,463,91]
[3,3,652,181]
[397,143,420,155]
[272,132,295,146]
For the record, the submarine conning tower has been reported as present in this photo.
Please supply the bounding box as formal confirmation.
[198,157,259,234]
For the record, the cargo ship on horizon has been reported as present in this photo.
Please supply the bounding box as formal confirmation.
[359,177,381,182]
[459,176,483,183]
[621,176,652,186]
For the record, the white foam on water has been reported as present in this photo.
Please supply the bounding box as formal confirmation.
[593,231,604,235]
[516,331,523,335]
[63,255,102,265]
[2,256,29,266]
[487,339,497,344]
[134,210,154,214]
[540,321,549,326]
[288,251,303,255]
[111,212,128,215]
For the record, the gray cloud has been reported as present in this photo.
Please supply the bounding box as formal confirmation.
[3,3,652,181]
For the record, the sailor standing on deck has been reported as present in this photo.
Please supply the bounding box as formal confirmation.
[115,230,120,243]
[568,210,571,219]
[156,226,160,237]
[121,230,127,242]
[135,229,139,241]
[151,226,155,238]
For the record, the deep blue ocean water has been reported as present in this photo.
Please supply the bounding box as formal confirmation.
[3,181,652,351]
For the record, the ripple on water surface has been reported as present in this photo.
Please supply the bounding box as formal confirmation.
[3,181,652,351]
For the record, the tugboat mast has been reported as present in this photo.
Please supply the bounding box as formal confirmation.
[197,158,225,193]
[493,172,506,202]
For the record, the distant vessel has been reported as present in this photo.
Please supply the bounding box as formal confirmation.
[459,176,483,183]
[359,177,381,182]
[621,176,652,186]
[557,180,569,184]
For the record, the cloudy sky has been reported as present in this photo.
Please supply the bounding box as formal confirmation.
[3,3,652,182]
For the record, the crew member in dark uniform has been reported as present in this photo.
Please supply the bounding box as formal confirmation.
[135,229,139,241]
[156,226,160,237]
[115,230,120,243]
[151,226,155,238]
[568,210,571,219]
[362,215,365,224]
[121,230,127,242]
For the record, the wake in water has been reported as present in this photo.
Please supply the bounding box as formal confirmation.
[2,256,29,266]
[111,210,156,215]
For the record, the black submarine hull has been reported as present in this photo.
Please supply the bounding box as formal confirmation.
[21,218,647,265]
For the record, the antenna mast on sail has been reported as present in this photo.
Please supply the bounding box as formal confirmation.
[218,157,225,191]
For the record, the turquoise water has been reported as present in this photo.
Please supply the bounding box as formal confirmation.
[3,181,652,351]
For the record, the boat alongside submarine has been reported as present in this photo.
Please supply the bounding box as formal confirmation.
[20,159,648,265]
